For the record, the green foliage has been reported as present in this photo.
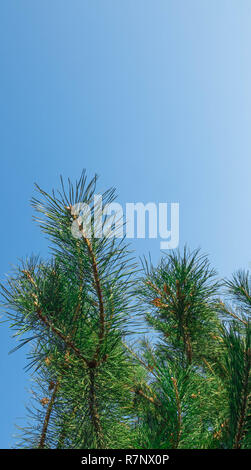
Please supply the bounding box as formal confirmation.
[219,322,250,449]
[138,248,221,367]
[1,172,250,449]
[1,172,138,449]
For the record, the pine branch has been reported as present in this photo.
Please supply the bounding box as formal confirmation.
[217,301,248,326]
[171,377,182,448]
[65,206,106,362]
[88,368,104,448]
[39,380,60,449]
[22,269,90,365]
[234,345,250,448]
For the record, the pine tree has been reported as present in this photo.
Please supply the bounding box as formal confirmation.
[215,271,251,448]
[1,172,139,449]
[135,250,250,449]
[1,172,250,449]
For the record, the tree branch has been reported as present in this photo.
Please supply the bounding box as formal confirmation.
[39,380,60,449]
[89,368,104,448]
[171,377,182,448]
[22,270,89,366]
[66,206,106,363]
[234,347,250,448]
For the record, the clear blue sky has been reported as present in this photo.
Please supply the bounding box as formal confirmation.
[0,1,250,448]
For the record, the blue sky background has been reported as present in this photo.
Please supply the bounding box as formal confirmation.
[0,1,250,448]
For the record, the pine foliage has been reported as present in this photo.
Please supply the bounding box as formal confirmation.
[1,172,250,449]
